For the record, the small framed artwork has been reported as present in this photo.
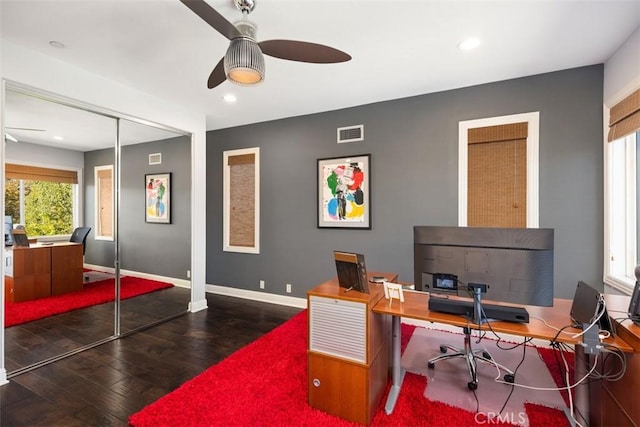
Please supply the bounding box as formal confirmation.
[145,173,171,224]
[317,154,371,229]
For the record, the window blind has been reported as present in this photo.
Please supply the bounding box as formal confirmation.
[609,88,640,142]
[228,153,256,247]
[5,163,78,184]
[467,123,527,228]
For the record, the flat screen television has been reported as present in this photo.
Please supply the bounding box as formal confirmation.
[414,226,554,323]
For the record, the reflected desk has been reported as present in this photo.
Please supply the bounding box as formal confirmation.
[4,242,84,302]
[372,290,633,427]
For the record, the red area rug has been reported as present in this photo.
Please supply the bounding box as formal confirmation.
[5,276,173,327]
[129,311,567,427]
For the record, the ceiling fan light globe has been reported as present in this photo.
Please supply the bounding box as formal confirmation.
[224,37,265,86]
[228,68,263,85]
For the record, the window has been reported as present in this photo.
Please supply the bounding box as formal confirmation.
[605,131,638,292]
[459,112,540,227]
[605,88,640,294]
[4,164,78,237]
[94,165,114,240]
[223,147,260,254]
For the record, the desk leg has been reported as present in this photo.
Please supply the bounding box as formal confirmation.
[384,315,405,415]
[573,345,590,427]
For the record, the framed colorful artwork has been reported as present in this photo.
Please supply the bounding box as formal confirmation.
[145,173,171,224]
[317,154,371,229]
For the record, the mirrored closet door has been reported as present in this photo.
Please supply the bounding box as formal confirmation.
[3,83,191,376]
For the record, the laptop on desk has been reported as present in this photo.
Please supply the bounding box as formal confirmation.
[10,228,30,248]
[570,281,614,335]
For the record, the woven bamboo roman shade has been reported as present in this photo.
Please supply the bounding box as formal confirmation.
[227,153,255,248]
[468,122,527,228]
[608,88,640,142]
[5,163,78,184]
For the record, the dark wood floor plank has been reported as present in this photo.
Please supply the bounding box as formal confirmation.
[1,292,302,426]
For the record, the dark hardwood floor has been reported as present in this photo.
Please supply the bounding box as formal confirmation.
[0,292,303,426]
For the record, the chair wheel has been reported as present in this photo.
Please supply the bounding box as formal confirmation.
[482,351,491,360]
[428,362,435,369]
[504,374,515,383]
[439,345,448,353]
[467,381,478,391]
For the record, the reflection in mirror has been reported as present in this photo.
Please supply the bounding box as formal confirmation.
[3,88,117,375]
[99,118,191,334]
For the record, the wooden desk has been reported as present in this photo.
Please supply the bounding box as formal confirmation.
[307,272,397,425]
[372,289,633,427]
[4,242,83,302]
[588,294,640,426]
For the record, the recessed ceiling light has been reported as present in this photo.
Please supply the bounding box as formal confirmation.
[53,136,64,141]
[223,94,237,103]
[49,40,65,48]
[458,38,480,51]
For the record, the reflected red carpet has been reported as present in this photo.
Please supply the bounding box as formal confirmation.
[5,276,173,327]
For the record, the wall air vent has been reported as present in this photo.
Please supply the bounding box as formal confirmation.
[149,153,162,165]
[337,124,364,143]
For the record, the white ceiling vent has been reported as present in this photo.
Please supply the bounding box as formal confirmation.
[149,153,162,165]
[337,125,364,143]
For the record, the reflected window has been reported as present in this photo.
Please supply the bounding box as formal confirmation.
[95,165,114,240]
[5,164,77,237]
[606,131,639,292]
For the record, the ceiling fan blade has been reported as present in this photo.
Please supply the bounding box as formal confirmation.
[259,40,351,64]
[179,0,241,40]
[207,58,227,89]
[5,127,45,132]
[4,133,18,143]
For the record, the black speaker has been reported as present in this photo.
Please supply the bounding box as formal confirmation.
[628,281,640,326]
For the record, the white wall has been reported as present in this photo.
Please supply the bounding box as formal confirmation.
[5,140,84,169]
[0,39,208,385]
[604,26,640,106]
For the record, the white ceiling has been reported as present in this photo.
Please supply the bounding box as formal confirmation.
[1,0,640,147]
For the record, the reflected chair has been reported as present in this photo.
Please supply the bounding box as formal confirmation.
[70,227,91,280]
[427,326,515,391]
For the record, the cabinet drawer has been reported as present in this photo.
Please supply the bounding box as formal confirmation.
[309,295,366,363]
[308,352,369,425]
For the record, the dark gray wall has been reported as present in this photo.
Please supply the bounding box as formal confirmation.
[84,136,191,279]
[206,65,604,299]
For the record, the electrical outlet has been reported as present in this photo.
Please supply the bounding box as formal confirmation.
[286,283,292,293]
[260,280,265,289]
[186,270,191,279]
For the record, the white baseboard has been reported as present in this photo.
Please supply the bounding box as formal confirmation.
[206,284,307,309]
[189,299,208,313]
[83,264,191,289]
[0,369,7,386]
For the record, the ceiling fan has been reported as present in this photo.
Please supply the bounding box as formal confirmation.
[179,0,352,88]
[4,127,46,143]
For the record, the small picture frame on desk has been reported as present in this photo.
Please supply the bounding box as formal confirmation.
[383,282,404,305]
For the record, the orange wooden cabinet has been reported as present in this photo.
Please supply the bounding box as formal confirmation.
[51,243,84,295]
[307,272,396,425]
[5,246,51,302]
[4,243,83,302]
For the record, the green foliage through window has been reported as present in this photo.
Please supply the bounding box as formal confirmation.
[5,179,74,236]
